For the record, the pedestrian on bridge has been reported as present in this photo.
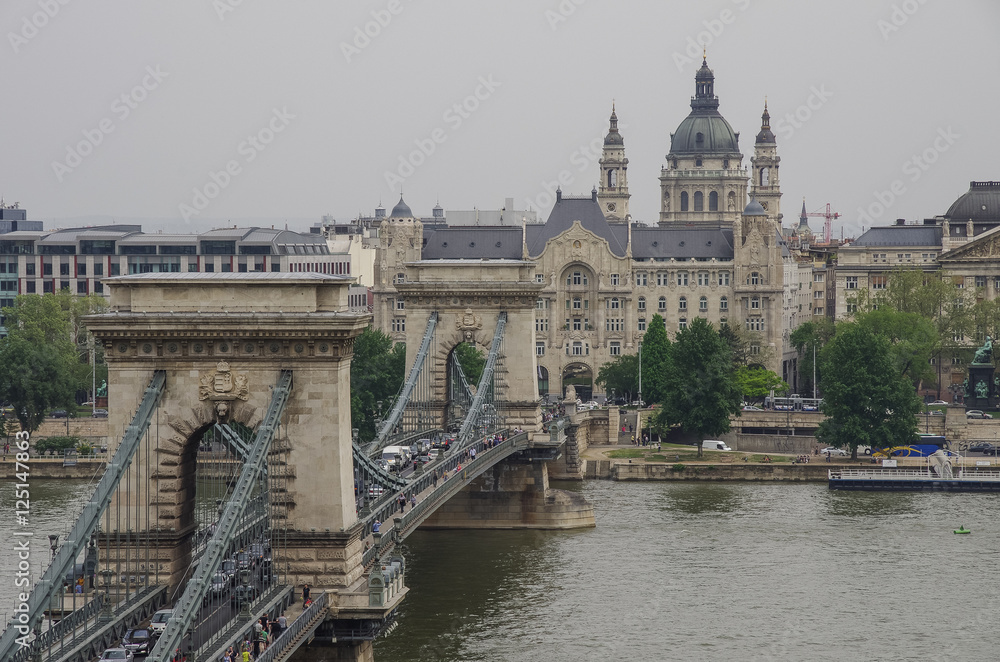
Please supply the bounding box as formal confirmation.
[410,494,416,508]
[433,469,439,487]
[398,493,406,513]
[302,583,310,603]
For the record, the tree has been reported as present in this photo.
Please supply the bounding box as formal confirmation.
[452,342,486,387]
[734,366,788,401]
[718,322,774,369]
[350,327,406,443]
[790,319,836,396]
[639,314,671,405]
[0,295,82,431]
[815,323,922,459]
[595,353,639,403]
[854,309,937,386]
[655,318,742,458]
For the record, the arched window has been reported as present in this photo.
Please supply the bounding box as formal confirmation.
[751,296,760,310]
[679,318,688,330]
[679,296,687,310]
[680,191,689,211]
[709,191,718,211]
[658,296,666,311]
[608,169,617,188]
[572,297,582,310]
[608,297,620,310]
[695,132,704,146]
[637,296,646,311]
[760,167,770,186]
[748,272,761,286]
[393,272,406,284]
[694,191,704,211]
[699,296,708,311]
[720,296,728,311]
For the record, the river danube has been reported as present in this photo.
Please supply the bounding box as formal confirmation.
[3,480,998,661]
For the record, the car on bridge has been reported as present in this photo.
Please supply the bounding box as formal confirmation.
[368,484,387,498]
[121,628,156,656]
[149,609,172,635]
[206,572,231,601]
[219,559,237,584]
[236,551,253,571]
[99,649,134,662]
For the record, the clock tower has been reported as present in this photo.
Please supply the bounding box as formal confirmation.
[597,104,630,223]
[750,101,783,227]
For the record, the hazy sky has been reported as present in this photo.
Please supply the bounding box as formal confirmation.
[3,0,998,237]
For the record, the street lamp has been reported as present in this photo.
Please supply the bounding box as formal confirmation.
[637,342,643,407]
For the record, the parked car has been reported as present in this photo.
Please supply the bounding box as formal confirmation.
[121,628,156,656]
[928,400,949,406]
[99,649,134,662]
[92,408,109,418]
[930,410,945,416]
[820,447,849,456]
[742,405,763,411]
[49,409,68,418]
[981,445,1000,456]
[966,410,993,419]
[149,609,172,635]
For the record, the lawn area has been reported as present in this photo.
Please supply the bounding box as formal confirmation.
[605,445,766,463]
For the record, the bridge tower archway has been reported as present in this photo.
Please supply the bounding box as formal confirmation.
[395,260,545,437]
[85,273,370,591]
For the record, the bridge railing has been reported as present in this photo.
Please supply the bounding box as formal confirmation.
[362,430,530,568]
[254,591,329,662]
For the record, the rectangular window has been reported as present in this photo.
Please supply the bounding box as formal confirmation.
[814,290,824,299]
[221,263,232,273]
[952,355,963,365]
[871,275,887,290]
[238,263,248,273]
[572,298,582,310]
[391,318,405,333]
[678,318,687,330]
[656,272,667,286]
[636,272,648,287]
[605,318,623,332]
[976,276,987,288]
[25,281,35,293]
[609,341,620,356]
[25,263,35,276]
[43,262,52,276]
[745,317,764,332]
[60,280,69,291]
[677,272,689,286]
[536,342,545,356]
[718,271,730,286]
[610,273,620,286]
[846,302,858,313]
[536,298,548,309]
[94,281,103,293]
[845,276,858,289]
[205,263,215,273]
[395,299,405,311]
[59,263,70,276]
[814,307,824,315]
[77,264,86,276]
[93,263,103,276]
[638,318,647,331]
[43,281,53,293]
[76,281,87,294]
[697,272,709,286]
[572,342,583,356]
[535,274,545,284]
[535,318,549,332]
[572,319,582,331]
[814,273,824,282]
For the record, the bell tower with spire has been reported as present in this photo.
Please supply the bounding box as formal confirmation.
[750,100,783,228]
[597,103,630,223]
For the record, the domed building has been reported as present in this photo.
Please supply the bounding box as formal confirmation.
[659,57,749,226]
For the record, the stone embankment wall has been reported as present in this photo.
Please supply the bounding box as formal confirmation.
[611,462,832,481]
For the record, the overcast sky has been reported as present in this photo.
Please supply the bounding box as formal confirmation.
[3,0,998,237]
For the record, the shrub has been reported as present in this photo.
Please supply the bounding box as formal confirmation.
[671,463,686,472]
[35,436,81,455]
[76,443,93,455]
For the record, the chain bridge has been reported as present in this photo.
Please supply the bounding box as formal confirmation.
[1,269,593,662]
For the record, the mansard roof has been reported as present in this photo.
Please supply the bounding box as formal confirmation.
[850,225,942,247]
[525,193,627,257]
[421,226,522,259]
[631,226,734,260]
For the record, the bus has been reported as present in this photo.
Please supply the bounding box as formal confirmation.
[869,434,952,458]
[764,394,823,411]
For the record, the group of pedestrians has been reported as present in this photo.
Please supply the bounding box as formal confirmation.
[220,613,286,662]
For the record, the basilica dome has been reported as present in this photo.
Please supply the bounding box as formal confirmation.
[668,58,741,157]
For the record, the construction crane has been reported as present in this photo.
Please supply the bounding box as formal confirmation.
[799,199,841,244]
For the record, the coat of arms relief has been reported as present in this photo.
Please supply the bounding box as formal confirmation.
[199,361,250,421]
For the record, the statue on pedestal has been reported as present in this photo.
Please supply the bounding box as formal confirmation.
[973,336,993,364]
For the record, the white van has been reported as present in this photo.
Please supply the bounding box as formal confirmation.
[381,445,408,472]
[702,440,732,451]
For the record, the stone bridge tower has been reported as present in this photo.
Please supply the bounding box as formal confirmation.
[395,259,545,436]
[85,273,370,592]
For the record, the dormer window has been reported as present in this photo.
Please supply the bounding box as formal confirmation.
[696,132,704,146]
